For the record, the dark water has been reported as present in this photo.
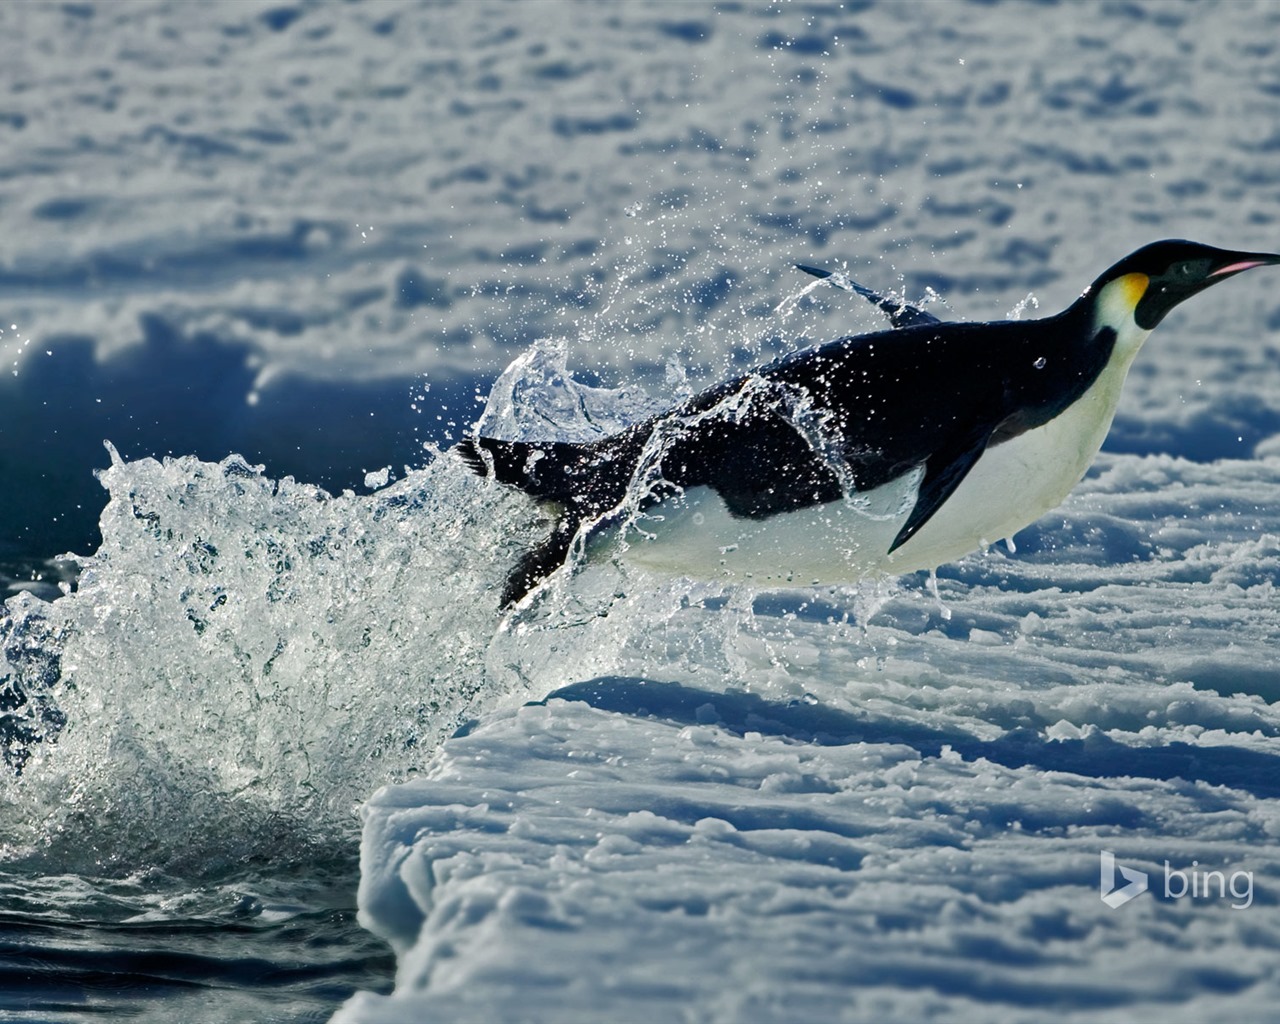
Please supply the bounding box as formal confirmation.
[0,860,393,1023]
[0,329,482,593]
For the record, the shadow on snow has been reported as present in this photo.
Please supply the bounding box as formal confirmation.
[540,676,1280,802]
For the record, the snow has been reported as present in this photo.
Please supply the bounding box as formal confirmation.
[333,453,1280,1023]
[1,1,1279,1020]
[338,694,1280,1020]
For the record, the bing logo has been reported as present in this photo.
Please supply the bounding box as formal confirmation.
[1099,851,1254,910]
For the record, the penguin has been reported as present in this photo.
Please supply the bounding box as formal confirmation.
[458,240,1280,608]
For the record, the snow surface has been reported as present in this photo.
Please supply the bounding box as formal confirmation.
[324,3,1280,1017]
[332,452,1280,1023]
[1,1,1280,1021]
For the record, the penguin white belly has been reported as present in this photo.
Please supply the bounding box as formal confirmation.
[598,338,1142,585]
[603,469,922,585]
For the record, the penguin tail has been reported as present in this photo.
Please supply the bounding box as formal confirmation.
[454,436,588,503]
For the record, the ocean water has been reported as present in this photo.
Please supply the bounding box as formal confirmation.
[2,1,1280,1021]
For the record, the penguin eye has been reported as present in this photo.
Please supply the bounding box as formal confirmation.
[1172,259,1210,281]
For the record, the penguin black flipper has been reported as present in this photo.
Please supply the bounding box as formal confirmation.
[794,264,941,328]
[887,427,993,554]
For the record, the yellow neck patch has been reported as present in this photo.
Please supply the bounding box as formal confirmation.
[1093,271,1155,361]
[1094,272,1151,333]
[1116,272,1149,312]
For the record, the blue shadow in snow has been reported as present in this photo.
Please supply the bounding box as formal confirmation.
[543,677,1280,802]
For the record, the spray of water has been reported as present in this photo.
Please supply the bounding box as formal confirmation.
[0,437,550,872]
[0,303,896,877]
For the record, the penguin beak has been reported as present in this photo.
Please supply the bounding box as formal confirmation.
[1209,253,1280,278]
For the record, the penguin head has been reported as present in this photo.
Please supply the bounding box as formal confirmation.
[1090,240,1280,330]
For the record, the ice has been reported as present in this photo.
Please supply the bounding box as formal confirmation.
[333,451,1280,1022]
[0,0,1279,1019]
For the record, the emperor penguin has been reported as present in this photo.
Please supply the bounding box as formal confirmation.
[458,240,1280,607]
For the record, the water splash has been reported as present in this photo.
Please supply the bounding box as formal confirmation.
[0,441,547,872]
[474,337,675,442]
[0,352,897,876]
